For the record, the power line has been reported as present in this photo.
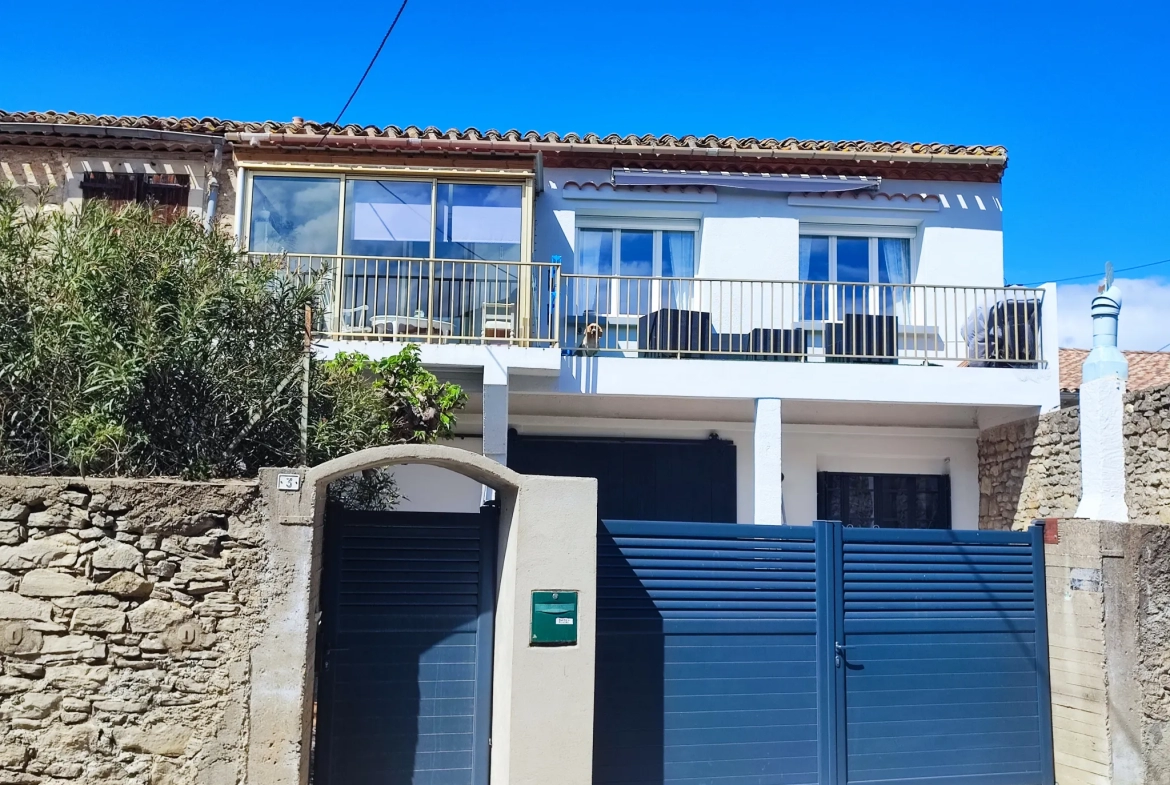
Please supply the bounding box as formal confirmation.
[1022,257,1170,287]
[315,0,411,147]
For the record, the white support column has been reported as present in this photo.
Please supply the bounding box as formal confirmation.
[1075,376,1129,522]
[754,398,784,525]
[482,364,509,502]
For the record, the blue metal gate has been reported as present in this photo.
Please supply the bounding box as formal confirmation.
[594,519,1054,785]
[316,508,497,785]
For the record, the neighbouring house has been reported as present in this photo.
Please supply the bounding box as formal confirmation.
[1059,346,1170,407]
[0,110,1061,531]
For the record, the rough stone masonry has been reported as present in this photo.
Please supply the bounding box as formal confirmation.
[0,477,264,785]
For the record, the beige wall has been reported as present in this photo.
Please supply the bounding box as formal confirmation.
[251,445,599,785]
[1044,519,1170,785]
[0,145,236,232]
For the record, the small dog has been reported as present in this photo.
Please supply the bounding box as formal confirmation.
[578,322,604,356]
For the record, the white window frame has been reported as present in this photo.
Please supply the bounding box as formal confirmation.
[574,218,699,316]
[797,224,917,285]
[798,224,917,320]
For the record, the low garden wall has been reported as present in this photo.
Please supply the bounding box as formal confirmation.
[0,477,264,785]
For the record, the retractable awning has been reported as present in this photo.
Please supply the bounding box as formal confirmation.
[611,168,881,193]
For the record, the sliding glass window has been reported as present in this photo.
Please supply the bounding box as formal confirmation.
[343,180,433,258]
[249,176,340,255]
[436,184,522,262]
[247,175,524,262]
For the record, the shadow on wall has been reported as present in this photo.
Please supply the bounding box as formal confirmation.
[593,529,665,785]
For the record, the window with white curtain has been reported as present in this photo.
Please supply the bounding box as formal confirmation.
[573,226,696,316]
[798,230,912,319]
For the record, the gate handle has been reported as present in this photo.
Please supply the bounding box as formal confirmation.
[834,642,847,668]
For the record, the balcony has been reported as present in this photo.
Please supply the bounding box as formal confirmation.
[265,254,1046,368]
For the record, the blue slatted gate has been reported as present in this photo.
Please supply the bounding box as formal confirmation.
[594,519,1054,785]
[316,508,496,785]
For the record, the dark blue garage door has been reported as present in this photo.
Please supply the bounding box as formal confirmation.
[315,508,497,785]
[595,519,1054,785]
[508,433,737,522]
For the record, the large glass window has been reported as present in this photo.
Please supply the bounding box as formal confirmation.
[436,184,522,262]
[343,179,432,258]
[249,176,340,255]
[248,176,524,262]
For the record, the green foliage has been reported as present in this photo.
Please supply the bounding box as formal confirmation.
[309,350,464,464]
[0,186,464,479]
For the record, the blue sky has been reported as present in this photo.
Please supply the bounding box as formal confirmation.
[3,1,1168,347]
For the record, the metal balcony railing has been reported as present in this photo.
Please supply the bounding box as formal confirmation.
[261,254,1046,367]
[559,275,1046,366]
[259,254,559,346]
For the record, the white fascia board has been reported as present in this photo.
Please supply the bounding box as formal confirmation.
[514,357,1059,408]
[315,340,563,376]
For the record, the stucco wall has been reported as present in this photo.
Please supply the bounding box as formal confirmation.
[0,476,263,785]
[979,382,1170,529]
[536,168,1005,286]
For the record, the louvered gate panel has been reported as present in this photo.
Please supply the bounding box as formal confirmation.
[837,526,1054,785]
[595,520,821,785]
[315,509,496,785]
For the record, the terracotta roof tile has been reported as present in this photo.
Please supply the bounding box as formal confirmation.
[1059,347,1170,392]
[0,110,1007,160]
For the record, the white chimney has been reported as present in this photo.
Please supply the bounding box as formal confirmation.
[1074,265,1129,522]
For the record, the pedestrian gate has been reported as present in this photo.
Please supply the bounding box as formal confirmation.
[315,508,497,785]
[595,520,1054,785]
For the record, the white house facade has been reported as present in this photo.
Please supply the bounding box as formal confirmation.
[0,113,1059,530]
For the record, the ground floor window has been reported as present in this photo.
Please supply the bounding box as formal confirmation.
[816,472,951,529]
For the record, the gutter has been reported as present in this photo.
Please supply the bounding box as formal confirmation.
[204,140,224,232]
[226,132,1007,167]
[0,122,224,147]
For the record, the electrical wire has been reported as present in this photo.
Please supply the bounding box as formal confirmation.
[1021,257,1170,286]
[315,0,411,147]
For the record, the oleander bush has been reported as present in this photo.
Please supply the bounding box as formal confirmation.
[0,186,464,481]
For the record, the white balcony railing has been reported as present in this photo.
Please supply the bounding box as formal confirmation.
[262,254,1046,367]
[259,254,559,346]
[559,275,1046,366]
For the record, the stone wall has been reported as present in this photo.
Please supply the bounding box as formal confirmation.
[979,407,1081,529]
[0,477,263,785]
[1124,383,1170,524]
[979,382,1170,529]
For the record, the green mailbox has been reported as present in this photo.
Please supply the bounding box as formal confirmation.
[531,591,578,645]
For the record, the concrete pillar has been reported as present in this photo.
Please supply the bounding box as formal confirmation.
[482,364,509,503]
[249,468,315,785]
[754,398,784,524]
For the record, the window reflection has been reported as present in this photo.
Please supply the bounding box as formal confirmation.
[343,180,432,258]
[435,184,522,262]
[249,176,340,255]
